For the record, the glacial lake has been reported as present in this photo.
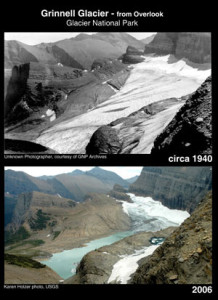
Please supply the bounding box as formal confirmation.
[43,230,133,280]
[42,194,189,280]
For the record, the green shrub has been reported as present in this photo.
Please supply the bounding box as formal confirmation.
[5,226,30,245]
[29,209,51,231]
[4,253,45,269]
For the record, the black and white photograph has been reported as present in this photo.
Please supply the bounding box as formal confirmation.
[4,32,211,156]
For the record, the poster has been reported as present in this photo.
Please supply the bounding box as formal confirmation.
[1,1,215,296]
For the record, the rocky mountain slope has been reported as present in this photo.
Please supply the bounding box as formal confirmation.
[131,191,212,284]
[4,58,130,149]
[144,33,211,64]
[4,254,62,284]
[151,76,212,155]
[129,167,212,213]
[5,192,131,256]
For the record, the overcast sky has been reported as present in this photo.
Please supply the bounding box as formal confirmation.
[4,166,142,179]
[4,32,156,45]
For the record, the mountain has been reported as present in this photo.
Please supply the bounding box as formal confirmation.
[131,191,212,284]
[86,167,129,188]
[4,168,123,203]
[126,176,139,184]
[129,167,212,213]
[58,32,145,69]
[5,193,17,226]
[5,33,145,70]
[5,169,54,196]
[140,34,156,44]
[151,76,212,155]
[144,32,211,64]
[53,173,112,201]
[5,40,83,69]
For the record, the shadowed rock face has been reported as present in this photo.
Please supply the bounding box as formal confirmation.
[151,76,212,156]
[144,32,211,64]
[129,167,212,213]
[4,63,30,118]
[122,46,145,64]
[131,192,212,284]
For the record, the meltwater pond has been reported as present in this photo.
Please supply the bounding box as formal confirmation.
[43,193,190,280]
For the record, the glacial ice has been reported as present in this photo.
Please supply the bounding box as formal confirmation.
[36,55,211,154]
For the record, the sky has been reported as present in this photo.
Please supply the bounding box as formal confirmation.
[4,32,156,45]
[4,166,142,179]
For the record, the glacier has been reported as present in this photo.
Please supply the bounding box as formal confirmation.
[118,193,190,232]
[35,54,211,154]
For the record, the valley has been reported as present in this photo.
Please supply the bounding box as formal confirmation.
[4,32,211,154]
[4,166,212,284]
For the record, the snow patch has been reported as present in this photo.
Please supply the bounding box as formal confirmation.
[57,194,62,198]
[108,244,159,284]
[46,109,54,117]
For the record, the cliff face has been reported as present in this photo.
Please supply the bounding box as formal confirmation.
[129,167,212,213]
[131,192,212,284]
[4,63,30,118]
[144,32,211,64]
[8,191,76,231]
[151,76,212,156]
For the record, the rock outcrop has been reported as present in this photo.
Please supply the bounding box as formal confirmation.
[109,184,132,202]
[122,46,145,64]
[129,167,212,213]
[4,63,30,118]
[86,97,186,154]
[131,191,212,284]
[151,76,212,155]
[144,33,211,64]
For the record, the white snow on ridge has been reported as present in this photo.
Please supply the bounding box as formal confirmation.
[36,55,211,154]
[108,244,159,284]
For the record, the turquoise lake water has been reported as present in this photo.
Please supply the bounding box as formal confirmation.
[43,230,133,280]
